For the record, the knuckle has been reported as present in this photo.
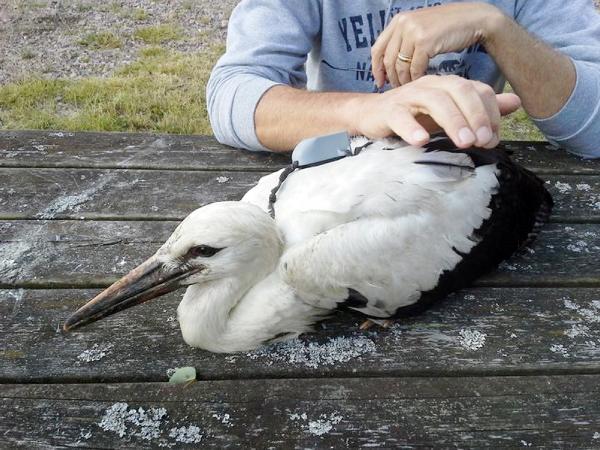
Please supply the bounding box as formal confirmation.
[412,28,427,45]
[455,81,474,95]
[410,66,423,78]
[383,56,396,70]
[474,81,495,97]
[471,113,491,127]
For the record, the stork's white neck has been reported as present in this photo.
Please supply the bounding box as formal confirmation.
[176,237,325,352]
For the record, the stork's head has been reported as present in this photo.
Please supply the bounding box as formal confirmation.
[63,202,281,332]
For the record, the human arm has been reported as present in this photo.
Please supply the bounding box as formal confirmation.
[371,1,600,158]
[207,0,519,153]
[255,78,521,151]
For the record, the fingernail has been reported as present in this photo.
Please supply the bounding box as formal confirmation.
[458,127,476,146]
[476,126,493,144]
[412,129,429,142]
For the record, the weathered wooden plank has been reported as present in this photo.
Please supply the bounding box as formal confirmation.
[1,168,600,221]
[2,287,599,381]
[1,376,600,448]
[0,220,598,287]
[0,167,267,221]
[1,130,599,174]
[0,130,289,171]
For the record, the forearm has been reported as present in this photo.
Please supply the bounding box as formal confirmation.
[483,10,576,119]
[255,85,369,152]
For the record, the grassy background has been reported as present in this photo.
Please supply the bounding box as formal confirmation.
[0,18,543,141]
[0,46,223,135]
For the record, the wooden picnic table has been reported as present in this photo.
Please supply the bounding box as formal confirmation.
[0,130,599,448]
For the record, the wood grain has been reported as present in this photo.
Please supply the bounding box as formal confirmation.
[1,170,600,222]
[1,221,598,287]
[1,132,599,448]
[2,287,600,382]
[2,131,600,174]
[2,376,600,448]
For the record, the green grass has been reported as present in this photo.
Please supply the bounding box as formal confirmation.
[500,107,545,141]
[21,49,35,60]
[133,24,183,44]
[0,46,225,134]
[78,32,122,50]
[500,84,545,141]
[0,43,543,141]
[120,7,150,21]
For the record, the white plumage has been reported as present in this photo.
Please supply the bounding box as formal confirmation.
[64,137,551,353]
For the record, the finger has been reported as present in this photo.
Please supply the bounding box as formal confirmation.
[410,48,429,82]
[395,36,414,86]
[496,93,521,116]
[371,19,397,89]
[387,107,430,146]
[383,27,403,87]
[443,78,494,147]
[413,89,475,148]
[472,81,501,148]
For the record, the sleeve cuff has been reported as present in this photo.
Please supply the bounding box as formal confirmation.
[532,60,600,157]
[230,76,282,152]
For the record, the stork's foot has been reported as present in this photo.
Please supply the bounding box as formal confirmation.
[359,319,394,330]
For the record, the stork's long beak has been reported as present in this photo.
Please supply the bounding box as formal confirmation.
[63,256,198,332]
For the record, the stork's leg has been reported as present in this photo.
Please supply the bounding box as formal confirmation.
[359,319,394,330]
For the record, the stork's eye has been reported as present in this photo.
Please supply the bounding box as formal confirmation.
[187,245,223,258]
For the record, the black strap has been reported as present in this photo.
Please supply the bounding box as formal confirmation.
[268,161,299,219]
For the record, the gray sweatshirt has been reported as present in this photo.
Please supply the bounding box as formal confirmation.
[206,0,600,158]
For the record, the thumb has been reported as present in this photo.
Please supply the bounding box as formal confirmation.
[496,93,522,117]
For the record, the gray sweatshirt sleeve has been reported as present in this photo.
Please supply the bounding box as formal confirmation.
[206,0,321,151]
[515,0,600,158]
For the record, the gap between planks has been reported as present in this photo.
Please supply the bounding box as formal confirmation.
[5,366,600,386]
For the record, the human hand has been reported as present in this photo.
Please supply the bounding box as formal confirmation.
[355,75,521,148]
[371,3,503,88]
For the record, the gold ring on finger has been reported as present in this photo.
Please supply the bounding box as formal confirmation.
[397,53,413,64]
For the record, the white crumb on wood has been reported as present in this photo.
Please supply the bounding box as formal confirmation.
[563,298,580,310]
[77,343,114,362]
[458,329,486,351]
[550,344,569,357]
[168,426,203,444]
[593,432,600,439]
[289,412,308,421]
[554,181,572,194]
[79,430,92,440]
[565,324,590,338]
[289,412,343,436]
[308,413,343,436]
[520,440,532,447]
[98,402,167,440]
[567,240,588,253]
[578,308,600,323]
[215,176,230,183]
[576,183,592,191]
[212,413,233,427]
[98,402,203,445]
[247,336,376,368]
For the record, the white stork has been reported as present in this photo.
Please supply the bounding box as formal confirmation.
[64,137,552,353]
